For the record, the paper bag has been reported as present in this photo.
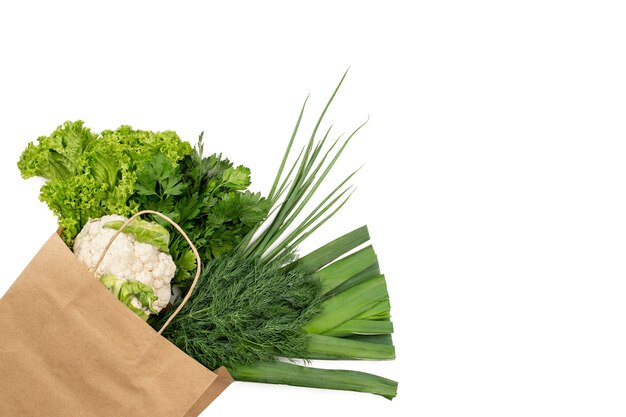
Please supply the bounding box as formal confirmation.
[0,232,233,416]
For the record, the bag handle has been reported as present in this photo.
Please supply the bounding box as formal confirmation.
[93,210,201,335]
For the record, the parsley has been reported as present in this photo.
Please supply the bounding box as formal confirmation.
[133,135,270,287]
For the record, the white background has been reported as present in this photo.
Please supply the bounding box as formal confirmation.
[1,1,626,416]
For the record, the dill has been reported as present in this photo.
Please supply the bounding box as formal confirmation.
[151,252,323,369]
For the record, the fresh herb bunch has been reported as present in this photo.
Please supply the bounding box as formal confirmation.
[133,136,270,286]
[151,251,323,368]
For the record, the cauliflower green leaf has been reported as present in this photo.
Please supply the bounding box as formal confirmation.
[99,274,158,321]
[103,218,171,254]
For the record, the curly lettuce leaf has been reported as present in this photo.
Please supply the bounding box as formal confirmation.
[18,121,95,181]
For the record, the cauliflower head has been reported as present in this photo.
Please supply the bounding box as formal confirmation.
[73,215,176,317]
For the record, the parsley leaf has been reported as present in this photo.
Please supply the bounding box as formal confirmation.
[135,153,187,199]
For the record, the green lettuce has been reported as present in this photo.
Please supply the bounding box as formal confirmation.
[18,121,192,243]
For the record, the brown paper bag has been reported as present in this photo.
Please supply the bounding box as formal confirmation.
[0,230,233,416]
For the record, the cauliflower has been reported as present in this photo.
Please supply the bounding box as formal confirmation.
[73,215,176,318]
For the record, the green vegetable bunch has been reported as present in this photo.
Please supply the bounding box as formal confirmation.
[17,71,398,401]
[18,121,192,243]
[132,139,270,287]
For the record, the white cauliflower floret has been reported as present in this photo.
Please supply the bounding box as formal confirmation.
[73,215,176,314]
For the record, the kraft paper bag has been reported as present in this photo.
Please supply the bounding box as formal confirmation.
[0,232,233,417]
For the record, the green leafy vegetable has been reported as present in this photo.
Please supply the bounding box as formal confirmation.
[133,136,270,287]
[135,153,187,200]
[18,120,93,181]
[18,121,193,243]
